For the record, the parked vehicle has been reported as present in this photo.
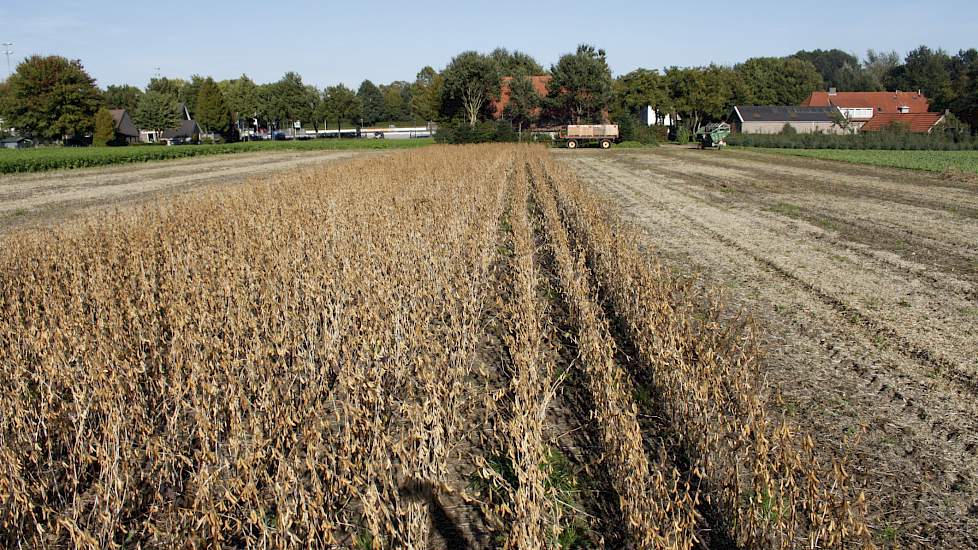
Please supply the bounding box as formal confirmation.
[696,122,731,149]
[557,124,619,149]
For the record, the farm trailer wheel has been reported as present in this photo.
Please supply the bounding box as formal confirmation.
[566,139,578,149]
[600,139,612,149]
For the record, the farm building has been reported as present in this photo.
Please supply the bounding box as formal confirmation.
[491,75,551,120]
[109,109,140,145]
[140,104,201,144]
[162,120,202,145]
[801,89,931,130]
[730,106,845,134]
[638,106,676,127]
[858,112,945,133]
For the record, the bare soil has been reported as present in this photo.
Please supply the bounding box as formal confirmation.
[0,149,369,233]
[557,145,978,548]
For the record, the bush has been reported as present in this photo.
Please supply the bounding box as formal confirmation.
[676,126,691,145]
[780,123,797,136]
[651,125,669,143]
[434,119,519,144]
[92,108,116,147]
[726,131,978,151]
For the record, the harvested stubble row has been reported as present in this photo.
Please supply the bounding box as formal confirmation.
[537,156,872,549]
[0,144,871,549]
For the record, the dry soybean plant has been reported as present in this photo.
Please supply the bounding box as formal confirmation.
[535,152,872,549]
[0,144,872,549]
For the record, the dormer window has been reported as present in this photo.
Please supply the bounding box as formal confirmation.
[898,106,910,114]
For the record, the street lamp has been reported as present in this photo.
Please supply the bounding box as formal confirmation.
[2,43,13,78]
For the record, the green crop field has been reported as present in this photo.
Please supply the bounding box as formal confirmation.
[748,148,978,174]
[0,138,433,174]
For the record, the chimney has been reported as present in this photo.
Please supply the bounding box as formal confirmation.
[828,87,837,95]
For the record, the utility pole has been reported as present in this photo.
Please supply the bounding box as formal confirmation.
[2,43,13,78]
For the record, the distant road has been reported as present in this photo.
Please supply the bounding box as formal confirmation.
[0,149,366,233]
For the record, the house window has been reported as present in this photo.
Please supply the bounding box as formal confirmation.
[898,106,910,113]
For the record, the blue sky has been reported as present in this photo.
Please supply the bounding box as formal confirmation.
[2,1,976,88]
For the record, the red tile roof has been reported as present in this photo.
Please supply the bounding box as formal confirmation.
[491,75,551,119]
[802,91,930,116]
[859,112,945,133]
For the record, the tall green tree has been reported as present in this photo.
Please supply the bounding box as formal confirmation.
[440,51,501,127]
[489,48,545,76]
[893,46,954,111]
[357,80,385,125]
[613,68,672,118]
[502,74,541,128]
[302,85,324,133]
[5,55,102,142]
[266,72,311,133]
[736,57,824,105]
[949,49,978,129]
[133,91,180,140]
[179,74,207,116]
[323,84,361,133]
[863,49,901,90]
[104,84,144,112]
[219,74,260,131]
[146,77,185,102]
[791,49,876,91]
[546,44,613,124]
[0,80,13,136]
[410,66,443,123]
[194,77,230,135]
[666,65,748,131]
[380,81,411,123]
[92,107,116,146]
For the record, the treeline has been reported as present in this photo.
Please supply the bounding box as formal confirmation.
[1,44,976,145]
[613,47,978,137]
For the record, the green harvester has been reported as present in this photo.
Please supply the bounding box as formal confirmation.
[696,122,731,149]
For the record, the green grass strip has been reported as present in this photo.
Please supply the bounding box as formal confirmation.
[744,148,978,174]
[0,138,434,174]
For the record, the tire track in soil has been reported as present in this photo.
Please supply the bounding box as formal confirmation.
[600,154,978,390]
[559,152,978,548]
[626,154,978,299]
[0,150,370,233]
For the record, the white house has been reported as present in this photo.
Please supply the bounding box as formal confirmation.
[638,105,676,127]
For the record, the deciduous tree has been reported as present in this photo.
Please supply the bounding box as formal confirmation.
[146,77,185,102]
[863,49,901,90]
[357,80,385,126]
[489,48,545,76]
[134,91,180,140]
[195,77,230,135]
[735,57,824,105]
[5,55,102,142]
[220,74,260,132]
[546,44,613,124]
[381,81,411,123]
[323,84,361,133]
[92,107,116,146]
[179,75,207,116]
[613,68,672,118]
[502,74,540,128]
[104,84,144,112]
[266,72,311,133]
[792,49,876,91]
[410,66,443,123]
[665,65,747,132]
[440,51,501,127]
[893,46,954,111]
